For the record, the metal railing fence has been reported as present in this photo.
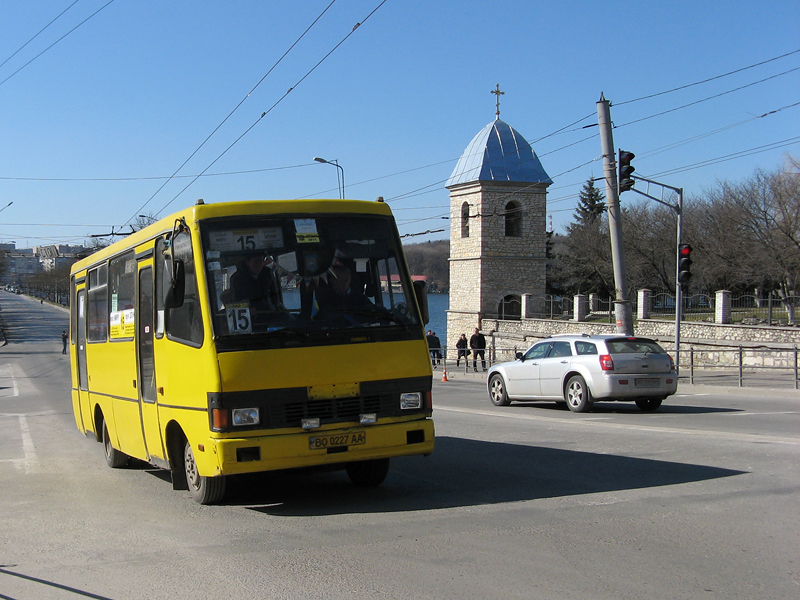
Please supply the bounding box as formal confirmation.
[434,345,800,389]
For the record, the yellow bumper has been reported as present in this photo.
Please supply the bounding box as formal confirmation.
[205,419,435,476]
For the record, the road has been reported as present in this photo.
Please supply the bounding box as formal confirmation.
[0,290,798,599]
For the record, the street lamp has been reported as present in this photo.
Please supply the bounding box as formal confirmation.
[313,157,345,199]
[0,201,13,214]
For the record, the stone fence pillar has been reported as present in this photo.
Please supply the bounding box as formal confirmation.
[638,289,652,320]
[716,290,731,324]
[573,294,589,322]
[588,293,600,313]
[521,293,533,319]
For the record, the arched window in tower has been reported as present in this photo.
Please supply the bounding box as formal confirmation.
[505,201,522,237]
[498,295,521,320]
[461,202,470,238]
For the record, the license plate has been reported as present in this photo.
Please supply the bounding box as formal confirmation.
[309,430,366,450]
[635,378,660,388]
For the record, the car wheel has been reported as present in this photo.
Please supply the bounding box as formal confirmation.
[346,458,390,487]
[489,373,511,406]
[184,440,226,505]
[102,418,128,468]
[565,375,593,413]
[635,397,664,411]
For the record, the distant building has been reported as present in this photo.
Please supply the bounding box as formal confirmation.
[0,242,87,285]
[446,116,551,350]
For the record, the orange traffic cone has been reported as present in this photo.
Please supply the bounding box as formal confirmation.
[441,365,448,382]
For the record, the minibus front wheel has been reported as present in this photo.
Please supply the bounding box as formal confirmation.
[346,458,390,487]
[101,416,127,469]
[183,440,226,505]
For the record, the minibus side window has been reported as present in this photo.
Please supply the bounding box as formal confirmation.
[108,250,136,340]
[165,231,204,346]
[87,264,108,342]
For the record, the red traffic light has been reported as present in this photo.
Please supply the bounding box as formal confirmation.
[678,243,693,287]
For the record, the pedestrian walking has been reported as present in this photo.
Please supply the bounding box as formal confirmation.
[456,333,469,366]
[427,330,442,368]
[469,328,487,372]
[61,330,68,354]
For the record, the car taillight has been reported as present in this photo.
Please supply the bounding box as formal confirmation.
[599,354,614,371]
[669,354,675,371]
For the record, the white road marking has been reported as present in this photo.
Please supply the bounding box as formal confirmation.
[17,415,39,473]
[0,363,19,397]
[0,415,40,474]
[435,404,800,446]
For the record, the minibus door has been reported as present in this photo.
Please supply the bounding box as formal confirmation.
[75,288,90,427]
[137,266,165,460]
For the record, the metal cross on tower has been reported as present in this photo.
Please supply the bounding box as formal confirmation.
[491,84,504,118]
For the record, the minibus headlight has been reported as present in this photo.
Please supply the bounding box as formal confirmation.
[232,407,260,427]
[400,392,422,410]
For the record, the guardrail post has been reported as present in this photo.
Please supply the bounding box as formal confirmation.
[690,347,694,384]
[738,346,743,387]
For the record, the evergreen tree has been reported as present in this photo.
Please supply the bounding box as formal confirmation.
[575,178,606,224]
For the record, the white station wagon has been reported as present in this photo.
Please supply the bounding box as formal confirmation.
[487,334,678,412]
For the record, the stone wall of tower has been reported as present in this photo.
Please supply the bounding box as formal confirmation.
[446,180,549,350]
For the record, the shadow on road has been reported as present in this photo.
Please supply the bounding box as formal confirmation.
[511,401,741,415]
[222,435,745,515]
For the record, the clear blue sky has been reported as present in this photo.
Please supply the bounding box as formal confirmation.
[1,0,798,248]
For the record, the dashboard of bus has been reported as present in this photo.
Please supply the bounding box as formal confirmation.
[200,213,424,351]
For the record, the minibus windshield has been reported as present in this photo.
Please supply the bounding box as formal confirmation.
[201,213,421,341]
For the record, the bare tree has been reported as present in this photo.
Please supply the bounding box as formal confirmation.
[558,214,613,295]
[133,213,158,231]
[622,201,679,292]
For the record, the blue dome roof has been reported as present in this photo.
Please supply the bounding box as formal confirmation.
[446,119,552,187]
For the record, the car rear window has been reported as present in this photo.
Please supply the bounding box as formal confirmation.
[575,341,597,355]
[606,338,667,354]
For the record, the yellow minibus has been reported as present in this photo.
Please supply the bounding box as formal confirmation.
[69,199,434,504]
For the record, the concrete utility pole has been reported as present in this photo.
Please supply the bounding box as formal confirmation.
[597,93,634,335]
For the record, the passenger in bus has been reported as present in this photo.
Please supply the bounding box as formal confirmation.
[315,264,376,318]
[229,251,285,314]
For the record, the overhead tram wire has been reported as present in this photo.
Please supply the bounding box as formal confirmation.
[615,66,800,129]
[615,48,800,107]
[150,0,389,219]
[645,136,800,179]
[383,56,800,209]
[0,0,117,88]
[122,0,340,227]
[387,56,800,239]
[0,0,80,70]
[638,101,800,161]
[0,162,315,182]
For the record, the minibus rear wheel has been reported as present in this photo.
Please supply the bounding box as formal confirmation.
[183,440,226,505]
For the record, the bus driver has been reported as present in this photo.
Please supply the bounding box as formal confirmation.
[229,251,284,313]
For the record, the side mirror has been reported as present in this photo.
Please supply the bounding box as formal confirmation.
[412,279,429,325]
[164,258,185,309]
[515,352,523,360]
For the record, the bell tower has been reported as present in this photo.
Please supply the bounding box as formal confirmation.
[445,108,551,349]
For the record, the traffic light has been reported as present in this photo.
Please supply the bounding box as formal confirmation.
[618,150,635,193]
[678,244,693,288]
